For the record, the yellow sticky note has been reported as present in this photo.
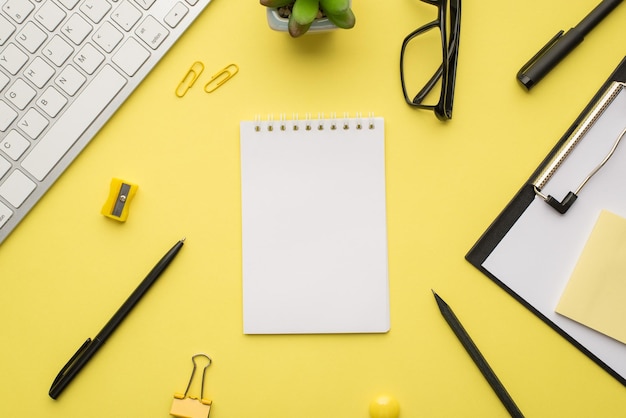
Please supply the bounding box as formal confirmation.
[556,210,626,344]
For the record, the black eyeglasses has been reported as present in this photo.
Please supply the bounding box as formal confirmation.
[400,0,461,121]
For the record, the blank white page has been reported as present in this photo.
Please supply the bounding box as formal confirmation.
[240,116,389,334]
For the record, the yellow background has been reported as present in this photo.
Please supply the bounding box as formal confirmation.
[1,0,626,416]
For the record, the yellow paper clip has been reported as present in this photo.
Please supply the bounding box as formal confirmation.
[170,354,213,418]
[176,61,205,97]
[101,178,138,222]
[204,64,239,93]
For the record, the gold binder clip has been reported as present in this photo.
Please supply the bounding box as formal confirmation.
[204,64,239,93]
[176,61,205,97]
[170,354,213,418]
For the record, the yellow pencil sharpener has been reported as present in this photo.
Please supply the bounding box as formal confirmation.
[101,178,138,222]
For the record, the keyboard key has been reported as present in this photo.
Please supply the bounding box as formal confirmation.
[0,43,29,74]
[22,65,127,181]
[16,21,47,53]
[135,15,168,50]
[80,0,112,23]
[42,35,74,66]
[35,1,67,31]
[2,0,35,24]
[62,13,93,45]
[1,129,30,159]
[0,170,36,208]
[0,100,18,130]
[0,200,12,228]
[55,64,85,95]
[18,108,48,138]
[112,37,149,76]
[93,21,123,52]
[0,71,10,90]
[57,0,80,10]
[36,85,67,117]
[133,0,156,10]
[24,56,55,88]
[74,42,104,74]
[5,78,36,109]
[0,155,10,177]
[164,2,188,28]
[112,1,142,31]
[0,14,16,45]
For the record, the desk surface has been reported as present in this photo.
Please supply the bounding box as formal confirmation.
[2,0,626,416]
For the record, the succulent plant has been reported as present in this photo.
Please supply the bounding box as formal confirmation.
[261,0,356,37]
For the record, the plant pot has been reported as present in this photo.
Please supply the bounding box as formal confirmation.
[266,8,339,34]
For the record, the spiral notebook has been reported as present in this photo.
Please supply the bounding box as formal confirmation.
[240,114,389,334]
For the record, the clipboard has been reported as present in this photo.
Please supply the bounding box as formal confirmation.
[466,56,626,386]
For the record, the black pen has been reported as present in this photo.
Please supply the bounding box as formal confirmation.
[49,237,186,399]
[517,0,623,90]
[433,291,524,418]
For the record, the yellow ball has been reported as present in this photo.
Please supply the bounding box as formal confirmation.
[369,394,400,418]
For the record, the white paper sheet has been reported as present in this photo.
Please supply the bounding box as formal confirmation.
[240,117,389,334]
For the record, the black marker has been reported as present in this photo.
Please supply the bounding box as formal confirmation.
[433,291,524,418]
[49,238,186,399]
[517,0,623,90]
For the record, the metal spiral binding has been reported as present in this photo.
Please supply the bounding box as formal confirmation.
[252,112,378,133]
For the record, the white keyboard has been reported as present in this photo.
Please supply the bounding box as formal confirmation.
[0,0,212,244]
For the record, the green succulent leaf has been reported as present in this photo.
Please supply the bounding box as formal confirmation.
[260,0,294,7]
[292,0,320,26]
[319,0,349,15]
[288,12,313,37]
[326,8,355,29]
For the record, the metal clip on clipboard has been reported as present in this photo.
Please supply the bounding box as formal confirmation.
[532,81,626,214]
[170,354,213,418]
